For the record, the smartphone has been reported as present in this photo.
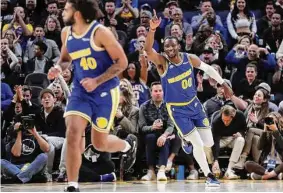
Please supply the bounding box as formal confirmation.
[264,117,274,125]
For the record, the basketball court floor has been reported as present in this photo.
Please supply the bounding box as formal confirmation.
[1,180,283,192]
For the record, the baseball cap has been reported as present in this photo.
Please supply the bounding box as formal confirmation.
[40,89,55,99]
[203,47,214,54]
[140,3,152,11]
[166,1,179,7]
[255,82,271,93]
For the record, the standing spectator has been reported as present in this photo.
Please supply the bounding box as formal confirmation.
[262,13,283,53]
[275,0,283,18]
[3,29,22,63]
[115,0,139,28]
[206,105,247,179]
[139,82,174,181]
[122,56,150,106]
[44,15,62,49]
[41,0,64,28]
[1,126,50,183]
[1,82,13,112]
[191,0,223,32]
[23,40,53,75]
[226,0,257,41]
[245,112,283,180]
[272,56,283,105]
[257,1,276,38]
[24,25,60,64]
[169,23,186,51]
[164,8,193,37]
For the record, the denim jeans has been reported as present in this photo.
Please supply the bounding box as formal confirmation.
[145,133,170,167]
[1,153,48,183]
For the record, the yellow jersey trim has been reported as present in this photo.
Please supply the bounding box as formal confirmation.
[72,20,96,39]
[166,96,197,106]
[90,24,105,51]
[69,48,91,60]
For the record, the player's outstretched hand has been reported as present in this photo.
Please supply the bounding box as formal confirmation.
[149,9,161,30]
[80,77,98,92]
[48,67,61,80]
[223,82,234,99]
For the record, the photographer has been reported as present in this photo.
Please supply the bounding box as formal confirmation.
[1,125,50,183]
[245,112,283,180]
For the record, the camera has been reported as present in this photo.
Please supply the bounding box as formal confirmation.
[264,117,274,125]
[20,114,35,130]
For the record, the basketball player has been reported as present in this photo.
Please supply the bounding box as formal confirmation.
[144,10,234,187]
[47,0,137,191]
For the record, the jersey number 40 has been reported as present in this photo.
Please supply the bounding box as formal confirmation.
[80,57,97,70]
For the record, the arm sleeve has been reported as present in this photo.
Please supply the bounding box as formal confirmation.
[197,61,224,85]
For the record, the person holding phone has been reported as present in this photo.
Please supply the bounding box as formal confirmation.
[244,112,283,180]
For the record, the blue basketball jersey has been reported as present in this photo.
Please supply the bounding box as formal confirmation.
[161,53,196,104]
[131,79,149,106]
[65,20,119,95]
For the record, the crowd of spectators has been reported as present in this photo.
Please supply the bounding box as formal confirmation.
[1,0,283,183]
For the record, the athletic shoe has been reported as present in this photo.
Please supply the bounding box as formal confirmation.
[250,172,262,180]
[64,186,80,192]
[141,170,156,181]
[187,169,199,180]
[205,173,220,187]
[56,171,67,182]
[224,169,240,180]
[101,172,116,182]
[277,173,282,180]
[157,170,167,181]
[122,134,138,171]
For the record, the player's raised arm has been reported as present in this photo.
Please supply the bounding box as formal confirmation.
[48,27,72,80]
[144,10,165,65]
[94,25,128,86]
[188,53,234,98]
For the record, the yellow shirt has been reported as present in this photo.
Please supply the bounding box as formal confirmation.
[2,23,33,34]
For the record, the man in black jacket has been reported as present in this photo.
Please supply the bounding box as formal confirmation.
[205,105,247,179]
[34,89,66,179]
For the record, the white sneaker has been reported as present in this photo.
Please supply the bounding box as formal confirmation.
[141,170,156,181]
[212,161,221,178]
[278,173,282,180]
[157,170,167,181]
[187,169,199,180]
[224,169,240,180]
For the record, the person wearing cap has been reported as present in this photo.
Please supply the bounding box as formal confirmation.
[32,89,66,179]
[140,3,152,12]
[272,56,283,105]
[191,0,223,33]
[199,47,215,64]
[205,105,247,179]
[255,82,279,112]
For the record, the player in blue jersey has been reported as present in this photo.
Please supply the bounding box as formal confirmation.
[144,10,234,187]
[47,0,137,191]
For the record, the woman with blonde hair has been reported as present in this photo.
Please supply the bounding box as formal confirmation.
[44,15,62,48]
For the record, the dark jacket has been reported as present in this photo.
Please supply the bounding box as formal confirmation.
[23,56,53,75]
[34,105,66,137]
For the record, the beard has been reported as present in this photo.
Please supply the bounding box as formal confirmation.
[64,15,75,26]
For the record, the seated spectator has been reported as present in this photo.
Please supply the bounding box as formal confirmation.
[114,87,139,138]
[226,0,257,42]
[122,56,150,106]
[44,15,62,49]
[255,83,279,112]
[1,82,13,112]
[24,25,60,64]
[206,105,247,179]
[197,64,222,103]
[0,0,14,27]
[41,0,64,28]
[191,0,223,33]
[245,112,283,180]
[204,79,246,121]
[169,23,186,51]
[234,89,272,169]
[164,8,192,37]
[262,12,283,53]
[1,125,50,183]
[23,40,53,75]
[235,63,262,100]
[34,89,66,178]
[272,56,283,105]
[226,44,276,88]
[139,82,174,181]
[257,1,276,39]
